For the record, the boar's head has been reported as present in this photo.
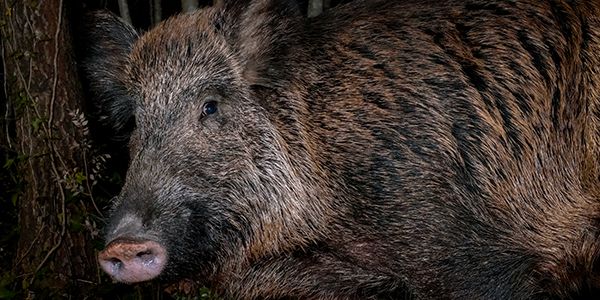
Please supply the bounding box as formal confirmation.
[85,1,332,284]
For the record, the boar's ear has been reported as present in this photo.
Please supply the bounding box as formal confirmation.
[81,11,138,139]
[217,0,302,87]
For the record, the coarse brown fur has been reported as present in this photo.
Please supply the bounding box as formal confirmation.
[84,0,600,299]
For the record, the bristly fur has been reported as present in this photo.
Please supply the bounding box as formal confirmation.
[82,12,139,140]
[84,0,600,299]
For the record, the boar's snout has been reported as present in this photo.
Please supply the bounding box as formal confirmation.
[98,238,167,283]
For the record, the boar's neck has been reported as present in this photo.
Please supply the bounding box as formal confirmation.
[242,18,411,244]
[252,0,600,243]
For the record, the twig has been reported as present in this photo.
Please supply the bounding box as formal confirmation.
[2,33,11,148]
[47,0,63,136]
[82,148,104,218]
[75,278,94,284]
[7,1,42,194]
[14,224,45,267]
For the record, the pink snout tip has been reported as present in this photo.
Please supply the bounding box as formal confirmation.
[98,239,167,283]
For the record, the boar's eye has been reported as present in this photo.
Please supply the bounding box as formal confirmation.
[201,100,218,119]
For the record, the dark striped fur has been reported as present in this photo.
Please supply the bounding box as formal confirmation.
[85,0,600,298]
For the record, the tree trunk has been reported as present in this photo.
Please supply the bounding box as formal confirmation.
[1,0,100,296]
[181,0,199,13]
[150,0,163,26]
[118,0,132,24]
[308,0,323,18]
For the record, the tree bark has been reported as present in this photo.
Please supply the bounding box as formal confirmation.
[1,0,100,296]
[118,0,132,24]
[151,0,163,26]
[181,0,199,13]
[308,0,323,18]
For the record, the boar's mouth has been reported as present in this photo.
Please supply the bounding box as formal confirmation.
[98,238,168,283]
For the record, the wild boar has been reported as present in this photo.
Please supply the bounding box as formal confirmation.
[84,0,600,298]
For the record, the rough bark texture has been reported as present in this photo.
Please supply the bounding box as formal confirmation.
[1,0,98,296]
[181,0,199,12]
[308,0,323,17]
[118,0,132,24]
[151,0,163,25]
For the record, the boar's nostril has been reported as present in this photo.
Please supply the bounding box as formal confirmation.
[109,257,123,268]
[98,239,167,283]
[136,250,157,264]
[137,250,151,258]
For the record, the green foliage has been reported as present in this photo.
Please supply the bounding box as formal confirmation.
[30,116,44,132]
[0,150,20,300]
[13,92,31,115]
[0,273,17,299]
[197,287,222,300]
[69,213,84,232]
[2,152,25,199]
[169,286,223,300]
